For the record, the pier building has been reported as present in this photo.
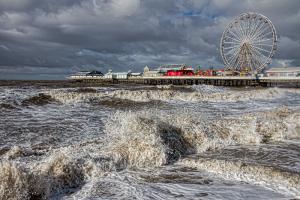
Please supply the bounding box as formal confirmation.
[265,67,300,77]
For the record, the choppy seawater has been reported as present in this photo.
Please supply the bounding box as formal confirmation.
[0,82,300,200]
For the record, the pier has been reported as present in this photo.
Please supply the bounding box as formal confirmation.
[70,76,300,87]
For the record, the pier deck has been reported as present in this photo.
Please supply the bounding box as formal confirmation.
[70,76,300,87]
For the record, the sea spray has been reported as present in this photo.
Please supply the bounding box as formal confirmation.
[35,151,85,194]
[0,150,86,199]
[3,146,25,159]
[104,111,169,168]
[0,161,29,200]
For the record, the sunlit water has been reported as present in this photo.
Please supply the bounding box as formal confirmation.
[0,82,300,199]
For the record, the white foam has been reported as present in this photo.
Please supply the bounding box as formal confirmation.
[48,87,287,104]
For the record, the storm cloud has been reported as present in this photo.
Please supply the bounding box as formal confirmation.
[0,0,299,79]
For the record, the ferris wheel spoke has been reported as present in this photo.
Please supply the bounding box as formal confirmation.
[251,43,273,48]
[227,48,241,66]
[229,55,238,70]
[232,20,244,40]
[225,48,239,62]
[252,28,272,42]
[246,16,253,37]
[249,56,257,72]
[251,24,270,41]
[238,20,246,38]
[224,46,238,56]
[244,20,250,38]
[254,55,266,70]
[250,42,274,47]
[258,30,273,38]
[252,39,273,45]
[223,42,240,47]
[228,29,242,41]
[225,47,239,64]
[228,52,240,66]
[250,45,272,55]
[249,19,265,39]
[251,38,273,43]
[240,20,246,37]
[227,24,243,41]
[251,58,261,71]
[251,50,264,64]
[223,41,241,45]
[254,22,269,35]
[249,44,267,67]
[231,24,243,36]
[224,35,242,43]
[223,45,240,50]
[248,16,256,37]
[248,19,260,38]
[225,50,239,65]
[250,51,264,69]
[250,46,269,64]
[243,19,248,37]
[253,33,273,44]
[243,19,250,37]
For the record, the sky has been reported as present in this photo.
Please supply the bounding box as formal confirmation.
[0,0,299,80]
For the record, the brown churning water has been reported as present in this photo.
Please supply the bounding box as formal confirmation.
[0,81,300,199]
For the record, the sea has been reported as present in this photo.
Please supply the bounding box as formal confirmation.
[0,81,300,200]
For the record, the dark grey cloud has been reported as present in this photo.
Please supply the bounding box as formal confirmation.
[0,0,299,79]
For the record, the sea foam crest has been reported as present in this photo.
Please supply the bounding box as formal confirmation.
[179,157,300,196]
[48,86,286,104]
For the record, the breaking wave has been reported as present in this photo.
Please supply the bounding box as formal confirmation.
[104,107,300,168]
[21,93,57,106]
[179,157,300,196]
[96,98,167,110]
[100,107,300,195]
[0,151,86,199]
[75,87,98,93]
[48,86,287,104]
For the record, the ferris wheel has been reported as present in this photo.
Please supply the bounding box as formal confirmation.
[220,12,277,73]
